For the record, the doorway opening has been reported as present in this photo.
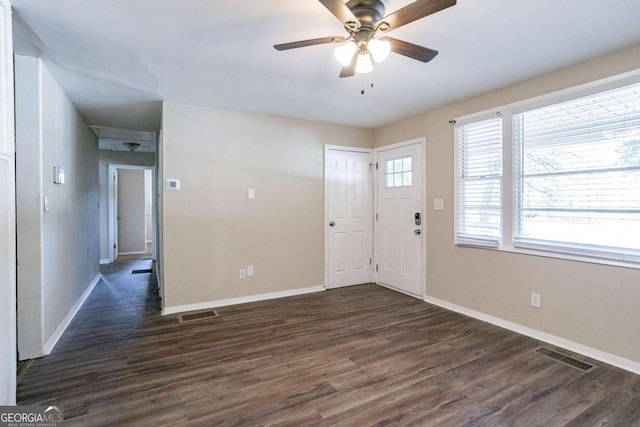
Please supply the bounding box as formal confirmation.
[108,165,157,262]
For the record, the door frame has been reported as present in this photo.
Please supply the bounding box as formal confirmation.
[0,0,16,405]
[108,164,157,262]
[324,145,374,288]
[373,138,427,300]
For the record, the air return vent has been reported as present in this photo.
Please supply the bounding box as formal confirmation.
[179,310,219,323]
[132,269,153,275]
[535,347,595,372]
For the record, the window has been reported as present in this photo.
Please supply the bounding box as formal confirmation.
[385,156,413,188]
[455,117,502,246]
[513,82,640,261]
[454,78,640,266]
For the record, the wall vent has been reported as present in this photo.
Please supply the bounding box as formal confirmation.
[131,269,153,275]
[535,347,595,372]
[179,310,219,323]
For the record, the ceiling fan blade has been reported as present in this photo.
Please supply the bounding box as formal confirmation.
[274,36,347,51]
[382,37,438,62]
[382,0,456,31]
[318,0,359,26]
[339,52,357,78]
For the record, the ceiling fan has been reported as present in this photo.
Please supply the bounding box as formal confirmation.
[274,0,456,77]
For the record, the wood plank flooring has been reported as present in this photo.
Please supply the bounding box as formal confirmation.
[17,260,640,426]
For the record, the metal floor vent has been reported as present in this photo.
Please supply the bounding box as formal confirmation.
[535,347,595,372]
[132,269,153,275]
[179,310,219,323]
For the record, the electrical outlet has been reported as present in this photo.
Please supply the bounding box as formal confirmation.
[530,292,541,309]
[434,198,444,211]
[239,268,246,279]
[247,265,254,277]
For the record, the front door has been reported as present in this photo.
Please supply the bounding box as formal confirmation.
[326,148,373,288]
[376,141,424,297]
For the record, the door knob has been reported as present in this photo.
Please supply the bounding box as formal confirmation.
[414,229,421,235]
[329,221,335,227]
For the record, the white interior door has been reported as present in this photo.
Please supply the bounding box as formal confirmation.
[376,141,424,297]
[326,148,373,288]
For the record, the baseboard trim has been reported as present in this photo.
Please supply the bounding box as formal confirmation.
[423,295,640,376]
[43,273,102,355]
[118,251,146,256]
[162,285,326,315]
[99,258,112,265]
[377,282,422,300]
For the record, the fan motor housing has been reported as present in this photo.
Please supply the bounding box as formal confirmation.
[346,0,386,28]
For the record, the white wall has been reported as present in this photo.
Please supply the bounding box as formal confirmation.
[160,102,373,311]
[374,43,640,367]
[117,169,146,254]
[15,55,100,357]
[0,0,16,405]
[15,55,43,359]
[98,151,155,262]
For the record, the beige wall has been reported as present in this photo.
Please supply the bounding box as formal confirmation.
[160,102,373,309]
[98,151,155,261]
[374,43,640,364]
[16,56,100,354]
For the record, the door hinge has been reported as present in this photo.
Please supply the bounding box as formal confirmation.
[369,258,372,265]
[375,264,378,272]
[114,244,116,249]
[376,213,378,221]
[375,162,379,170]
[369,163,373,170]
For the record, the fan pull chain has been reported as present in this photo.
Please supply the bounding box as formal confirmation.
[360,77,375,95]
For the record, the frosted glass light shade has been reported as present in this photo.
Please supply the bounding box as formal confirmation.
[334,41,357,66]
[355,53,374,74]
[368,38,391,63]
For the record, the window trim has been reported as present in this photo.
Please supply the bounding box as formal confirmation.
[453,70,640,270]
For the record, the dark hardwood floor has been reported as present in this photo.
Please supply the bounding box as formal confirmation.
[17,260,640,426]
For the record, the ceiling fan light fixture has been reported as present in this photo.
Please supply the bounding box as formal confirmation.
[368,38,391,63]
[355,53,374,74]
[334,41,357,66]
[123,142,141,152]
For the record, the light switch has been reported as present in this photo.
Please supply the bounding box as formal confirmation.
[44,196,50,212]
[248,188,255,200]
[434,198,444,211]
[247,265,254,277]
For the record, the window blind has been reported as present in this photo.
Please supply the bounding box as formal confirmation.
[456,117,503,246]
[513,82,640,261]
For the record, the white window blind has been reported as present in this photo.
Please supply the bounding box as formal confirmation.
[513,82,640,261]
[456,117,503,246]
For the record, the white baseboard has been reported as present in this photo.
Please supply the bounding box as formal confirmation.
[99,258,112,265]
[43,273,102,355]
[162,285,325,315]
[424,295,640,376]
[118,251,146,256]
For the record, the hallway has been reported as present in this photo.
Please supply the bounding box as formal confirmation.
[17,259,163,424]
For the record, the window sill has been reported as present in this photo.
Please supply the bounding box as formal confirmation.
[455,242,640,271]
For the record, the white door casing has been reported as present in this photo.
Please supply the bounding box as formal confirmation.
[0,0,16,405]
[375,140,425,297]
[325,146,373,288]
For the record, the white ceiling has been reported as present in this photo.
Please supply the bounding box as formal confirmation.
[11,0,640,131]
